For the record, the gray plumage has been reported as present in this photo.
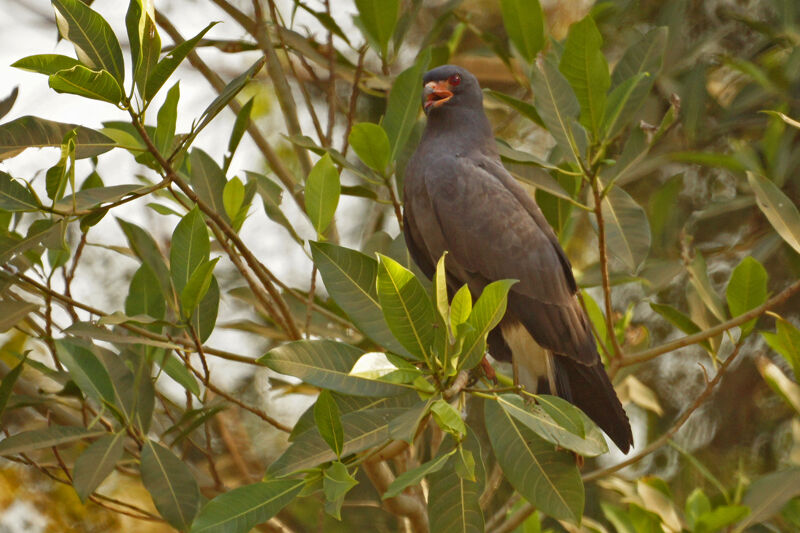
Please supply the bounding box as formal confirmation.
[403,65,633,453]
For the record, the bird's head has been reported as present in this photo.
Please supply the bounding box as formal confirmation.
[422,65,482,115]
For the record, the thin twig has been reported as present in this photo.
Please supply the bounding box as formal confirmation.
[341,46,368,156]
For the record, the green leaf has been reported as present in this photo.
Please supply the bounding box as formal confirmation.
[0,116,115,160]
[248,171,303,244]
[685,488,712,530]
[181,258,220,318]
[383,449,454,500]
[427,431,485,533]
[191,58,265,147]
[559,15,610,139]
[12,54,82,76]
[314,390,343,457]
[431,399,466,438]
[190,480,303,533]
[55,339,116,405]
[757,356,800,413]
[0,172,37,212]
[134,14,160,97]
[725,256,768,337]
[384,50,430,161]
[145,22,218,99]
[141,440,200,530]
[696,505,749,533]
[495,394,608,457]
[323,461,358,520]
[739,468,800,529]
[747,172,800,255]
[154,352,201,397]
[649,303,712,353]
[125,0,145,77]
[688,251,727,322]
[305,153,340,236]
[0,220,64,264]
[309,242,409,356]
[354,0,398,58]
[268,408,407,476]
[0,426,105,457]
[611,27,667,89]
[189,149,230,223]
[0,87,16,121]
[0,356,26,419]
[601,72,650,140]
[459,280,517,370]
[223,176,245,222]
[600,185,651,274]
[349,123,391,173]
[72,431,126,503]
[224,97,254,172]
[529,54,586,166]
[500,0,545,64]
[55,184,145,212]
[484,399,584,522]
[259,340,410,396]
[49,65,123,104]
[170,206,210,296]
[484,89,545,128]
[0,300,39,333]
[51,0,125,83]
[192,276,219,343]
[376,254,436,362]
[126,265,166,321]
[762,319,800,380]
[118,218,173,303]
[449,285,472,331]
[154,82,180,155]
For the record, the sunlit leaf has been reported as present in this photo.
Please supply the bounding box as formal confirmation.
[12,54,82,76]
[189,149,229,223]
[349,122,391,173]
[154,82,179,155]
[459,280,516,370]
[384,49,429,161]
[500,0,544,64]
[354,0,398,58]
[725,256,768,337]
[0,116,115,160]
[49,65,123,104]
[305,153,340,236]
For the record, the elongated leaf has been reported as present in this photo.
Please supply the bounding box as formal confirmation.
[224,97,254,172]
[323,461,358,520]
[192,275,219,342]
[602,72,650,140]
[310,241,409,356]
[135,14,160,96]
[52,0,125,83]
[459,280,517,370]
[484,89,544,128]
[170,206,209,296]
[258,340,409,396]
[145,22,218,99]
[141,440,201,530]
[384,449,454,500]
[530,55,586,166]
[484,399,584,522]
[0,356,26,418]
[384,50,430,161]
[428,431,485,533]
[126,265,166,321]
[611,27,668,88]
[126,0,145,76]
[155,352,201,397]
[726,256,767,337]
[757,356,800,413]
[496,394,607,456]
[0,426,105,456]
[12,54,83,76]
[247,171,302,243]
[189,149,229,222]
[650,302,712,353]
[600,185,651,274]
[354,0,398,58]
[559,15,610,139]
[377,254,436,362]
[0,116,115,160]
[349,123,391,173]
[181,258,219,318]
[0,88,17,123]
[55,339,116,405]
[688,252,727,322]
[191,480,303,533]
[117,218,173,302]
[739,468,800,529]
[314,390,343,457]
[500,0,544,64]
[305,153,340,236]
[154,82,179,155]
[747,172,800,255]
[0,220,63,264]
[193,58,265,140]
[0,300,39,332]
[268,408,407,476]
[762,319,800,380]
[72,431,126,502]
[49,66,123,104]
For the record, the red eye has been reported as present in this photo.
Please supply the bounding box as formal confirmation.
[448,73,461,86]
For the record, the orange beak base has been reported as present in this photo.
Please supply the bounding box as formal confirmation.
[423,81,454,112]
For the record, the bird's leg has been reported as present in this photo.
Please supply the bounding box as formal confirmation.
[480,356,497,382]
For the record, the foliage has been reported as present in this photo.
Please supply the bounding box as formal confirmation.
[1,0,800,532]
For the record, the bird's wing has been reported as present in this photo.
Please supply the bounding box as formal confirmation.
[418,153,597,364]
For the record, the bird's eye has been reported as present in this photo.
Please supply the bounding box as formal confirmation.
[448,74,461,86]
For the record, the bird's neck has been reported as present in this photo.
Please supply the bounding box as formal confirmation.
[422,106,495,154]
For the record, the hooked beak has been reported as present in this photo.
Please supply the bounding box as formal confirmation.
[423,80,453,113]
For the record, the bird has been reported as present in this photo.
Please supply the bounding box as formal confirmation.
[402,64,633,453]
